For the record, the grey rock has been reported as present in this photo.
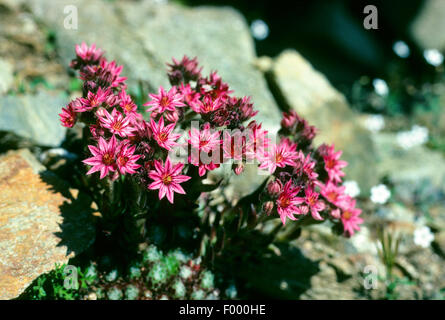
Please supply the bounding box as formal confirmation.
[299,261,358,300]
[396,256,420,281]
[410,0,445,51]
[25,0,154,90]
[429,204,445,231]
[346,226,379,255]
[269,49,378,191]
[375,203,416,224]
[0,91,68,146]
[372,132,445,196]
[433,232,445,256]
[215,163,269,203]
[406,249,445,298]
[0,58,13,94]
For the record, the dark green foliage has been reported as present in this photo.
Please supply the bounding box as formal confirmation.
[19,246,218,300]
[19,263,97,300]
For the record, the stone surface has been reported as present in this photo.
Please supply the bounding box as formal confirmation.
[0,91,68,147]
[270,49,378,191]
[372,132,445,195]
[434,232,445,257]
[25,0,155,90]
[406,248,445,298]
[410,0,445,51]
[0,1,69,90]
[429,203,445,231]
[0,149,94,299]
[0,58,13,94]
[292,228,386,300]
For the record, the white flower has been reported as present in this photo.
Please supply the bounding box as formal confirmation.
[250,19,269,41]
[393,40,410,58]
[396,125,429,150]
[364,114,385,133]
[413,226,434,248]
[424,49,444,66]
[372,78,389,96]
[343,180,361,198]
[370,184,391,204]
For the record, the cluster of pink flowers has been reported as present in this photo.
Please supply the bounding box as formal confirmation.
[260,110,363,236]
[59,43,264,204]
[59,43,363,236]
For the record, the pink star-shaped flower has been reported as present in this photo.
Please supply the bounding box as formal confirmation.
[148,157,191,203]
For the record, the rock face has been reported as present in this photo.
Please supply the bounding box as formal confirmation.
[372,132,445,198]
[268,50,378,191]
[0,92,68,147]
[435,232,445,257]
[0,58,13,94]
[26,0,281,133]
[410,0,445,51]
[25,0,154,90]
[0,149,94,299]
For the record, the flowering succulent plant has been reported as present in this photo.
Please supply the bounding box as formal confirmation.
[255,109,364,236]
[59,43,363,261]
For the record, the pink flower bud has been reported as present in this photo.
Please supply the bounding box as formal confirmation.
[330,208,341,219]
[262,201,274,215]
[302,123,317,141]
[105,94,119,107]
[95,107,107,119]
[232,163,244,175]
[267,179,283,197]
[280,110,299,129]
[89,124,105,140]
[165,109,180,123]
[296,205,309,216]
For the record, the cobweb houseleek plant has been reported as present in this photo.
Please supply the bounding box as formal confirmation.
[59,43,363,265]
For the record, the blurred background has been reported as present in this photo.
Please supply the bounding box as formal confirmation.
[0,0,444,300]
